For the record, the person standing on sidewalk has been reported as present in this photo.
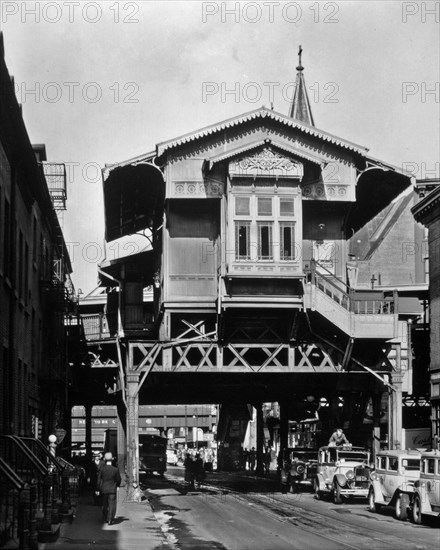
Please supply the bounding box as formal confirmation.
[184,452,195,489]
[89,451,104,505]
[97,452,121,525]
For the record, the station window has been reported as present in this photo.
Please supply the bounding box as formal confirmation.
[257,197,272,216]
[280,198,294,216]
[257,222,273,260]
[233,194,296,263]
[235,197,250,216]
[235,221,251,260]
[280,222,295,260]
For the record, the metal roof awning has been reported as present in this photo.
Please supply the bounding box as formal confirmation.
[103,162,164,242]
[346,167,412,233]
[99,248,155,285]
[397,297,424,316]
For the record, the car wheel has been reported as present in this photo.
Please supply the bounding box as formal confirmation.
[395,493,409,521]
[333,482,343,505]
[368,487,378,513]
[412,494,422,525]
[313,478,322,500]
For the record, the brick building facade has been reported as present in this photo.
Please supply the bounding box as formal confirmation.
[412,182,440,446]
[0,34,73,441]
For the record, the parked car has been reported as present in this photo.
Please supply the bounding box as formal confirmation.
[411,450,440,524]
[288,448,318,488]
[139,434,167,476]
[166,448,178,465]
[368,450,421,520]
[313,445,371,504]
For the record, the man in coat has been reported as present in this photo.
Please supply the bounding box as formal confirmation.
[97,452,121,525]
[328,428,349,446]
[89,451,104,505]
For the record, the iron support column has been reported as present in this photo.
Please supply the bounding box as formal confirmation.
[126,371,140,498]
[85,403,92,461]
[390,375,403,450]
[372,392,382,461]
[279,400,289,453]
[117,412,126,484]
[255,403,264,476]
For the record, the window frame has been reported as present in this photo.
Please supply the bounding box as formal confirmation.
[235,220,251,261]
[257,221,273,260]
[280,221,296,261]
[231,192,298,265]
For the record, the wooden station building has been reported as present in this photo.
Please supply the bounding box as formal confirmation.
[93,51,421,487]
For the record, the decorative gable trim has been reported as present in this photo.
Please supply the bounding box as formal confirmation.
[157,107,368,157]
[206,137,324,170]
[229,147,304,180]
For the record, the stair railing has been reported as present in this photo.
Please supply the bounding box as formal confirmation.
[308,260,396,315]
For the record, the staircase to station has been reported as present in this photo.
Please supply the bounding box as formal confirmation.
[303,261,399,339]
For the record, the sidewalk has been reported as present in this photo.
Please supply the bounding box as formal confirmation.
[39,487,171,550]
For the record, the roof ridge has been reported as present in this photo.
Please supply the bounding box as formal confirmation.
[156,107,368,157]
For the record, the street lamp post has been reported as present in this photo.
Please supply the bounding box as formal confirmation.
[193,411,198,450]
[184,405,188,447]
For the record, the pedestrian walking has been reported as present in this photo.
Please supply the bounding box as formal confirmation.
[88,451,104,505]
[280,448,291,494]
[263,447,271,475]
[249,447,256,472]
[243,448,250,470]
[184,453,195,489]
[97,452,121,525]
[193,453,206,489]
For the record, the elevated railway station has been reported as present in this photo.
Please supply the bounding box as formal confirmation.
[79,50,428,491]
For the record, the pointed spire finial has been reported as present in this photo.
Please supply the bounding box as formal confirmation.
[297,45,303,72]
[288,45,315,126]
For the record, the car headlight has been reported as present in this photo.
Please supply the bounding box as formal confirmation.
[346,470,354,480]
[370,471,377,481]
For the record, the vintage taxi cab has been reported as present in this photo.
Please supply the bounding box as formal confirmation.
[411,450,440,524]
[313,445,371,504]
[289,448,318,488]
[368,450,421,520]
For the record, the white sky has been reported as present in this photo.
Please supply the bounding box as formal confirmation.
[1,0,439,293]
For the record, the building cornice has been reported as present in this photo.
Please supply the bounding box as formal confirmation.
[412,185,440,225]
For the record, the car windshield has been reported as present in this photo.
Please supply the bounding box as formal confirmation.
[402,459,420,471]
[337,452,368,462]
[292,452,316,461]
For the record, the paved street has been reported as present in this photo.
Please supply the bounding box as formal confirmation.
[142,466,439,550]
[39,465,439,549]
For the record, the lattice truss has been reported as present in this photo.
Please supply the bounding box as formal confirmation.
[128,317,346,373]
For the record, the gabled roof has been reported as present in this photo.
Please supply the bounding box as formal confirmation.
[156,107,369,158]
